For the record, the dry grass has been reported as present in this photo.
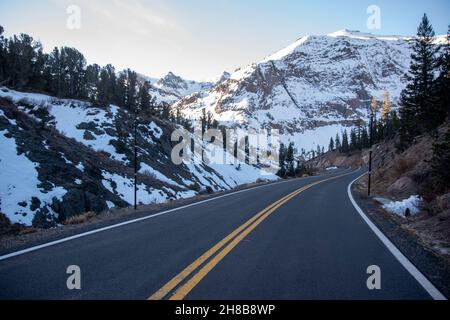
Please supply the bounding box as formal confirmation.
[64,211,96,225]
[392,157,416,178]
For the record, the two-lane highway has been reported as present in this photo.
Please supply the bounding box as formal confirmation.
[0,168,442,299]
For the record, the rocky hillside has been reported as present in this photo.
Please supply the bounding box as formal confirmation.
[0,87,277,228]
[174,30,445,153]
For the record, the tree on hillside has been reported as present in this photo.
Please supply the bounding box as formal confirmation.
[316,144,322,157]
[160,102,171,120]
[0,25,5,82]
[350,128,358,150]
[399,14,439,148]
[139,84,150,112]
[200,108,207,135]
[434,25,450,121]
[278,143,287,177]
[328,137,335,152]
[125,69,138,111]
[5,34,43,89]
[341,130,349,153]
[381,91,391,122]
[361,126,370,149]
[286,142,295,175]
[335,133,341,151]
[115,72,127,107]
[85,63,101,103]
[60,47,87,98]
[371,96,378,114]
[431,128,450,191]
[97,65,116,107]
[48,47,63,96]
[138,81,152,116]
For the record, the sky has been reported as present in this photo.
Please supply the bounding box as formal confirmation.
[0,0,449,81]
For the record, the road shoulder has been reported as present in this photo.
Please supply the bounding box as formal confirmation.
[350,176,450,299]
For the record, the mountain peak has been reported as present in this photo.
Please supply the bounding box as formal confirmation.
[327,29,410,41]
[263,36,310,62]
[328,29,367,37]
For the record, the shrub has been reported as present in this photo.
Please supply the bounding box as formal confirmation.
[64,211,96,225]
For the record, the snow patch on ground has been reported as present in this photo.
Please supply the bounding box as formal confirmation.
[139,162,182,188]
[0,130,67,225]
[382,195,423,218]
[149,122,163,139]
[102,171,168,205]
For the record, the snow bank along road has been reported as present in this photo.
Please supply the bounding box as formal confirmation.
[0,168,445,299]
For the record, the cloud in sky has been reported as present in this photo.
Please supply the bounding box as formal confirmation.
[1,0,449,81]
[80,0,180,35]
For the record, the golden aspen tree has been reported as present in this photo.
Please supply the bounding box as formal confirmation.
[381,91,391,121]
[371,96,378,113]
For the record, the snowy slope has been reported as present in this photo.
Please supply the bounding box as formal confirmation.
[0,88,277,226]
[0,125,66,225]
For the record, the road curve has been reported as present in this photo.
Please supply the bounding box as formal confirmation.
[0,168,435,299]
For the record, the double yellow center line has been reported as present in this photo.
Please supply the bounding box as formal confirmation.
[149,170,356,300]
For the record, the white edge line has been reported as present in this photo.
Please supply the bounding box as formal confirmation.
[0,170,350,262]
[348,173,447,301]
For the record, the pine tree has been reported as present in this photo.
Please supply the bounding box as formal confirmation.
[6,34,43,89]
[399,14,439,148]
[287,142,295,175]
[278,143,286,177]
[114,116,128,154]
[138,81,152,116]
[200,109,207,134]
[361,126,370,149]
[60,47,87,98]
[160,102,171,120]
[125,69,138,111]
[341,130,349,153]
[431,128,450,191]
[85,64,101,103]
[350,128,358,151]
[335,133,341,151]
[49,47,63,96]
[328,137,335,152]
[434,25,450,122]
[115,72,127,107]
[97,66,116,108]
[0,25,5,82]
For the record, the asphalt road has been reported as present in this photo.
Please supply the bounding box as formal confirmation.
[0,167,436,300]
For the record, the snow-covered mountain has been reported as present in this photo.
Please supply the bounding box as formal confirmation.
[0,88,276,227]
[155,72,214,98]
[137,71,231,105]
[173,29,444,153]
